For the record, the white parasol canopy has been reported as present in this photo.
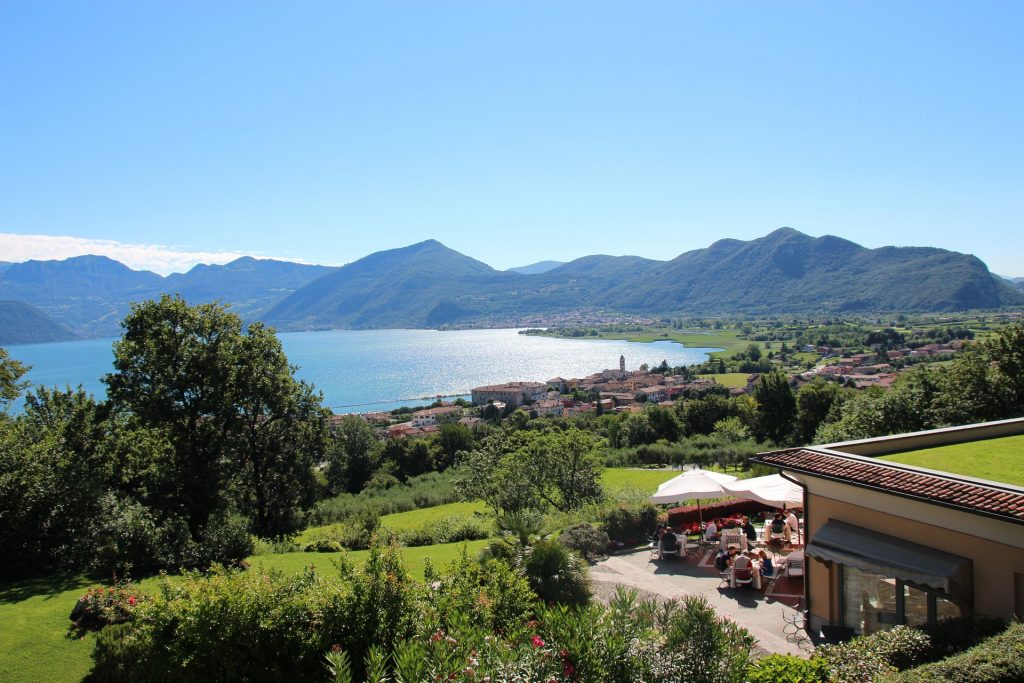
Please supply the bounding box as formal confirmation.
[650,469,739,526]
[721,474,802,507]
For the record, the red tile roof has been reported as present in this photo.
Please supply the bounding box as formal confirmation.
[756,449,1024,524]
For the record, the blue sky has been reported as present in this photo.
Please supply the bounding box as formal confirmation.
[1,1,1021,276]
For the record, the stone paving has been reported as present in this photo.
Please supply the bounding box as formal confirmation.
[590,547,812,656]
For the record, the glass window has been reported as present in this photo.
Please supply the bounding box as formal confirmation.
[842,567,962,633]
[903,584,930,627]
[935,593,960,621]
[843,567,897,634]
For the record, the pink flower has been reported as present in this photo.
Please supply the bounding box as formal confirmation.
[531,635,545,648]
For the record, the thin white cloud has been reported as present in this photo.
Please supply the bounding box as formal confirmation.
[0,233,290,275]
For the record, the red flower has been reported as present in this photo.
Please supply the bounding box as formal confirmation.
[563,663,576,677]
[128,596,136,606]
[531,635,545,648]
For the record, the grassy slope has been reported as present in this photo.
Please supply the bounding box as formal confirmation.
[602,467,681,494]
[0,540,489,683]
[298,500,489,543]
[879,434,1024,486]
[698,372,748,388]
[535,328,750,359]
[0,467,713,683]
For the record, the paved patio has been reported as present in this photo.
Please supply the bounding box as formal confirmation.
[590,546,811,655]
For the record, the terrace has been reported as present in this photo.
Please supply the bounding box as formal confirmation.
[592,542,808,655]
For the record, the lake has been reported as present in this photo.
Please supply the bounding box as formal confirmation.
[9,328,719,413]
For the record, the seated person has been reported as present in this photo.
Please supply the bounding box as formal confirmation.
[741,516,758,542]
[660,529,679,555]
[757,550,774,577]
[730,550,761,588]
[703,519,719,541]
[786,509,800,541]
[714,549,731,572]
[769,513,791,543]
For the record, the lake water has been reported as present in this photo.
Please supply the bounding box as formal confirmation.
[9,329,718,413]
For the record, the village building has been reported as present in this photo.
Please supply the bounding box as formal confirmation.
[756,418,1024,636]
[470,381,547,407]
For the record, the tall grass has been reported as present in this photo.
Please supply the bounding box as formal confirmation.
[307,471,461,526]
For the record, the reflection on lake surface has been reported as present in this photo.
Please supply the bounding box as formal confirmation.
[11,328,718,413]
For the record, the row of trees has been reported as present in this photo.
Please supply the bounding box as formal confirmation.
[1,297,335,579]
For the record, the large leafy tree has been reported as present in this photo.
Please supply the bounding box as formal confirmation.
[326,414,380,495]
[458,427,604,514]
[105,295,328,536]
[0,347,29,415]
[229,323,329,536]
[753,370,797,445]
[794,378,845,445]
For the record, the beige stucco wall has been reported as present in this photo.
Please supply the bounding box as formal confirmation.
[803,489,1024,626]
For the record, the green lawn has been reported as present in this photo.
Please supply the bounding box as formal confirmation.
[0,540,490,683]
[299,500,490,543]
[879,434,1024,486]
[601,467,680,494]
[698,372,749,388]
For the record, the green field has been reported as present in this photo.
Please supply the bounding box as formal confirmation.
[601,467,681,494]
[299,500,490,543]
[698,372,749,388]
[0,539,490,683]
[879,434,1024,486]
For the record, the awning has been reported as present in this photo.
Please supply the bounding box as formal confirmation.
[806,520,973,608]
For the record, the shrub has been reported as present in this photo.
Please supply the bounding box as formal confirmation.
[304,538,344,553]
[70,583,147,632]
[666,498,776,528]
[87,493,163,575]
[520,538,590,607]
[883,621,1024,683]
[747,654,830,683]
[602,505,659,544]
[193,512,254,567]
[817,625,932,682]
[921,613,1007,661]
[558,523,610,561]
[307,471,460,526]
[88,540,422,683]
[422,549,536,635]
[250,535,300,555]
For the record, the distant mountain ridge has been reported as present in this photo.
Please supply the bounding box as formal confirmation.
[263,229,1024,330]
[0,255,334,339]
[507,260,565,274]
[2,229,1022,343]
[0,300,81,344]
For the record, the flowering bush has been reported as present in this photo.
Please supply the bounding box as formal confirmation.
[87,541,756,683]
[69,583,145,631]
[557,523,610,561]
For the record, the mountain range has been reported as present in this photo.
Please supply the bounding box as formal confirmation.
[2,228,1022,343]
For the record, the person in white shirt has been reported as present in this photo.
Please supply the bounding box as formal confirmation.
[786,510,800,543]
[704,519,719,541]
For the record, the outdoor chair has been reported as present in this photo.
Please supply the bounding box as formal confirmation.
[759,565,779,593]
[783,599,810,645]
[733,567,754,589]
[784,555,805,578]
[680,536,702,558]
[659,537,680,560]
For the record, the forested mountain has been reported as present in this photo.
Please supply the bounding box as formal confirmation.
[264,229,1023,329]
[0,300,81,344]
[0,255,333,338]
[159,257,336,320]
[506,260,565,274]
[0,255,163,337]
[2,229,1022,341]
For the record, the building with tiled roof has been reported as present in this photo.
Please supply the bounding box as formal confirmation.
[754,418,1024,637]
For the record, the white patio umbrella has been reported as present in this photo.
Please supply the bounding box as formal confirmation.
[650,469,739,526]
[721,474,802,508]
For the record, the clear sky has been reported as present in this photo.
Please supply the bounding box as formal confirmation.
[1,1,1021,276]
